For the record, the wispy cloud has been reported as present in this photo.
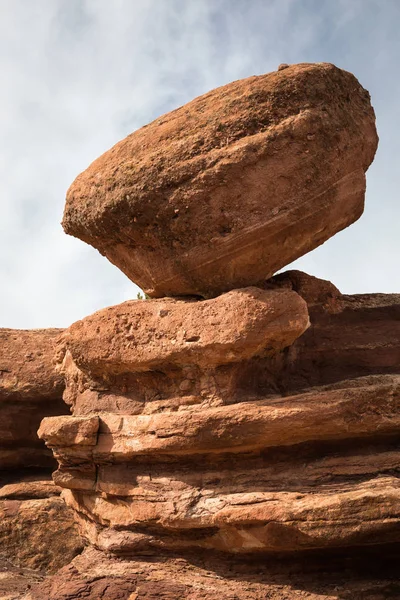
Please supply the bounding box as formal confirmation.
[1,0,399,327]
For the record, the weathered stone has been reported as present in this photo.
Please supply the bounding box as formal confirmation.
[39,378,400,460]
[39,275,400,563]
[3,59,398,599]
[63,63,377,298]
[0,329,67,469]
[54,282,400,419]
[64,476,400,553]
[0,479,61,500]
[37,415,99,447]
[33,272,400,570]
[0,329,64,401]
[58,287,309,376]
[267,271,400,393]
[24,545,400,600]
[0,477,82,574]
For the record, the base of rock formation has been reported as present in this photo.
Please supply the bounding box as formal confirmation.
[23,545,400,600]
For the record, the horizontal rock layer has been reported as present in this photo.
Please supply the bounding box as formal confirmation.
[0,329,67,469]
[268,271,400,393]
[58,287,309,375]
[36,274,400,574]
[65,475,400,554]
[56,274,400,416]
[39,376,400,554]
[40,379,400,460]
[63,63,377,297]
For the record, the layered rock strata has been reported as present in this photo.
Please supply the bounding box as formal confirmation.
[19,64,400,598]
[38,273,400,563]
[0,329,68,469]
[63,62,378,298]
[0,330,82,597]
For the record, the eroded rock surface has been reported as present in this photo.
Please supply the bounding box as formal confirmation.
[7,65,399,599]
[37,273,400,565]
[63,63,378,298]
[58,287,309,374]
[0,329,68,469]
[0,474,82,575]
[24,544,400,600]
[0,331,81,598]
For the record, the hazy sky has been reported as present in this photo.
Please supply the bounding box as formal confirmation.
[1,0,399,328]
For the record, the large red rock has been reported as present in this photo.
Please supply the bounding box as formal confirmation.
[63,63,378,298]
[0,329,68,469]
[26,274,400,598]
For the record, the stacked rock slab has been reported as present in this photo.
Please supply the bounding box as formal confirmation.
[31,63,400,598]
[35,274,400,598]
[38,276,400,558]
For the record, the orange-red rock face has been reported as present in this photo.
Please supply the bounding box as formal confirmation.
[0,329,68,469]
[58,287,309,374]
[7,66,400,599]
[30,274,400,598]
[63,63,377,298]
[0,330,82,596]
[38,274,400,565]
[0,477,82,574]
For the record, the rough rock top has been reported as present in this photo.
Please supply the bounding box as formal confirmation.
[0,328,64,401]
[64,63,378,297]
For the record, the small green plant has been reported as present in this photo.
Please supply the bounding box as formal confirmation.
[136,291,150,300]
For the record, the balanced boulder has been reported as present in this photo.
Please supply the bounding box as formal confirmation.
[64,62,378,297]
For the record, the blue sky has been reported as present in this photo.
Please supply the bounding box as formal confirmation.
[1,0,399,327]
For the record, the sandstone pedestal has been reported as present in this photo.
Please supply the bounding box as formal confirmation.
[33,273,400,599]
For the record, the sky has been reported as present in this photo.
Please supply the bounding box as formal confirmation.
[1,0,399,328]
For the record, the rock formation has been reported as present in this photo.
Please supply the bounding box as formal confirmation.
[37,274,400,561]
[4,63,400,599]
[33,273,400,598]
[0,330,83,596]
[63,62,378,298]
[0,328,67,469]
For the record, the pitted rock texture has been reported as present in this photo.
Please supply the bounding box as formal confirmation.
[58,287,309,375]
[63,63,378,298]
[56,288,310,415]
[38,273,400,563]
[0,329,67,469]
[0,474,82,574]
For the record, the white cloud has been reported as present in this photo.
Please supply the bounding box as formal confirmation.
[0,0,399,327]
